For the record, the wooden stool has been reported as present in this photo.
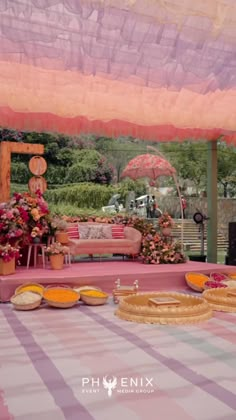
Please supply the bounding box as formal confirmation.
[27,243,46,269]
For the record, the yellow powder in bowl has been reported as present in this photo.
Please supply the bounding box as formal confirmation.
[186,273,209,288]
[16,284,44,295]
[44,288,79,303]
[80,290,108,298]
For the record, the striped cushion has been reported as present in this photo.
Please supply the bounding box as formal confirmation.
[67,224,79,239]
[111,225,125,239]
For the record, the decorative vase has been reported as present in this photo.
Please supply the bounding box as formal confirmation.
[0,258,15,275]
[55,231,69,244]
[161,227,172,236]
[33,237,41,244]
[49,254,64,270]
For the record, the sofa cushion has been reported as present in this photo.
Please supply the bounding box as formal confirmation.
[88,225,112,239]
[79,225,91,239]
[67,224,79,239]
[112,225,125,239]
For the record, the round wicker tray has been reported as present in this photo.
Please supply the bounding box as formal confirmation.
[80,292,109,306]
[185,272,209,292]
[10,292,42,311]
[15,283,44,296]
[115,292,212,325]
[73,285,101,294]
[43,287,80,309]
[44,299,78,309]
[203,287,236,312]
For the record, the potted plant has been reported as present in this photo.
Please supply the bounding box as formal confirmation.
[45,242,69,270]
[158,212,174,236]
[51,217,68,244]
[0,244,20,275]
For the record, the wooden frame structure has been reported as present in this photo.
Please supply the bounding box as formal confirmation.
[0,141,44,202]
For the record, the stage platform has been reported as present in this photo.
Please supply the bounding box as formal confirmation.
[1,259,236,302]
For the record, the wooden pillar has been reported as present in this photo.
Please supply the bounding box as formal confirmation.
[0,141,44,202]
[207,140,218,263]
[0,142,11,202]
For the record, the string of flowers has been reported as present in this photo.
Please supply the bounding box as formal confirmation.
[0,244,20,262]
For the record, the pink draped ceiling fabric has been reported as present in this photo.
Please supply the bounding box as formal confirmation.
[0,0,236,143]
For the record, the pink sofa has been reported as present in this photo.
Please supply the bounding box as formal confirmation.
[67,223,142,258]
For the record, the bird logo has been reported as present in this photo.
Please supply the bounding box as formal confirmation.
[102,376,117,397]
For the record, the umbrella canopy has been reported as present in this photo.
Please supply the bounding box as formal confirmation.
[108,194,121,205]
[0,1,236,143]
[121,155,176,180]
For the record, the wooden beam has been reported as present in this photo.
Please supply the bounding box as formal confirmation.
[0,141,44,202]
[9,142,44,155]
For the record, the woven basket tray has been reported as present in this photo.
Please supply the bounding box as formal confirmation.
[15,283,44,296]
[44,299,78,309]
[203,287,236,312]
[80,292,109,306]
[10,292,42,311]
[115,292,212,325]
[185,272,209,292]
[43,287,79,309]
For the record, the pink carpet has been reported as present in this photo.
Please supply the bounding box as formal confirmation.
[1,260,236,302]
[1,300,236,419]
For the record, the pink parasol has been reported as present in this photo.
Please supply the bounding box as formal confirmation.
[121,154,176,180]
[121,149,184,250]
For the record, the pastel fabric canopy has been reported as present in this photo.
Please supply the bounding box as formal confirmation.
[0,0,236,143]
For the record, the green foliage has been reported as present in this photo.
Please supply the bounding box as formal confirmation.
[11,163,30,184]
[45,166,67,185]
[65,149,114,184]
[117,179,146,200]
[44,183,115,208]
[95,136,146,182]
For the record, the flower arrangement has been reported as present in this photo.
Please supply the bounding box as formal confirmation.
[0,190,52,245]
[31,227,42,239]
[51,216,68,232]
[140,234,186,264]
[45,242,69,256]
[158,212,174,229]
[0,244,20,262]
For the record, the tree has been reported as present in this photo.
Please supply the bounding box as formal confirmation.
[95,136,145,182]
[65,149,114,185]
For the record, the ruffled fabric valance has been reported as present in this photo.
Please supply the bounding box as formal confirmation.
[0,0,236,142]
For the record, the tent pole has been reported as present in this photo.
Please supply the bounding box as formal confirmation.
[207,140,218,263]
[173,173,184,252]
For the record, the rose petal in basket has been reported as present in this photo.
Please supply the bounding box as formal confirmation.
[210,272,229,282]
